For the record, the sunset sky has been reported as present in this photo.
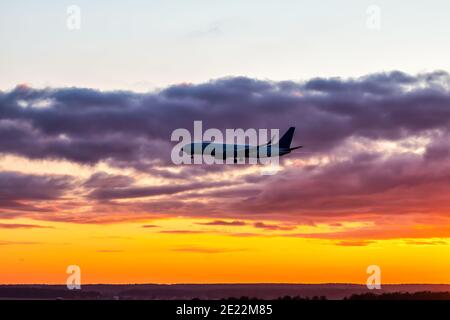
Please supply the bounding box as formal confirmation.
[1,0,450,284]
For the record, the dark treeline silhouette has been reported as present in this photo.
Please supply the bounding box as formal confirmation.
[0,285,449,300]
[0,287,101,299]
[346,291,450,300]
[219,296,325,301]
[276,295,327,300]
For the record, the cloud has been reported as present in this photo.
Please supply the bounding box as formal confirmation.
[405,239,449,246]
[0,172,74,219]
[158,230,206,234]
[83,172,134,189]
[226,232,265,237]
[0,223,53,229]
[197,220,247,226]
[0,171,73,202]
[1,71,450,239]
[280,224,450,241]
[87,180,234,200]
[1,71,449,170]
[253,222,296,231]
[334,240,376,247]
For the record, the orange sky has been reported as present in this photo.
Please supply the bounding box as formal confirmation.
[1,215,449,284]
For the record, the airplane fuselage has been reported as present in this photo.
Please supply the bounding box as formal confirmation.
[182,142,291,160]
[179,127,301,163]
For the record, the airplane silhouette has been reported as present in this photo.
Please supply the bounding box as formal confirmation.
[181,127,302,163]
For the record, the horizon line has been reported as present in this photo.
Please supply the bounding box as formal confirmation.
[2,282,450,286]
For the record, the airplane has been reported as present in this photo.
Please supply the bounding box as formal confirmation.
[181,127,302,163]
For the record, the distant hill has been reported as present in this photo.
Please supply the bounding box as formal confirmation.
[0,284,449,300]
[347,291,450,300]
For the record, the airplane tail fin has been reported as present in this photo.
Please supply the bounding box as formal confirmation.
[278,127,295,149]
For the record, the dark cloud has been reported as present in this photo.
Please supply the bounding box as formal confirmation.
[253,222,296,231]
[1,71,450,172]
[222,148,450,220]
[83,172,134,189]
[87,180,234,200]
[0,171,73,202]
[197,220,247,226]
[1,72,450,229]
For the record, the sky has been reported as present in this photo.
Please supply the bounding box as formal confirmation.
[0,1,450,285]
[2,0,450,90]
